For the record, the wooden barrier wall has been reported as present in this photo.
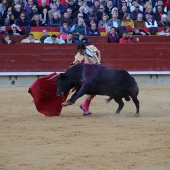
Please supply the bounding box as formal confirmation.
[0,43,170,72]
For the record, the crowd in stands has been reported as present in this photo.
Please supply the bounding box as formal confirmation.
[0,0,170,44]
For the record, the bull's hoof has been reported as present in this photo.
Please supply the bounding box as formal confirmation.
[115,113,120,116]
[61,102,69,107]
[62,101,74,107]
[83,112,92,116]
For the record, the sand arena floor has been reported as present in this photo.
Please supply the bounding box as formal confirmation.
[0,85,170,170]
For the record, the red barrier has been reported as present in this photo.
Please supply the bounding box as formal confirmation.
[0,43,170,72]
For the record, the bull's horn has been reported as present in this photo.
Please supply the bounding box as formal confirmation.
[48,73,59,80]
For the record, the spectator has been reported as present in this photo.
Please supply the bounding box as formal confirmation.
[74,33,91,44]
[145,14,158,35]
[61,12,73,27]
[153,0,167,13]
[55,0,65,15]
[98,14,110,31]
[0,24,5,34]
[144,5,155,20]
[60,20,71,35]
[44,34,65,44]
[73,6,88,21]
[65,0,79,15]
[87,23,101,36]
[50,0,58,8]
[111,7,119,18]
[134,13,145,28]
[0,34,15,44]
[86,14,97,27]
[4,13,15,26]
[92,0,100,13]
[39,8,49,26]
[130,3,143,21]
[145,14,158,28]
[8,24,24,35]
[30,14,43,27]
[37,0,50,6]
[133,27,149,35]
[66,8,74,20]
[72,12,83,25]
[30,4,39,19]
[107,13,121,29]
[16,12,30,26]
[38,0,50,14]
[25,0,34,20]
[0,0,9,17]
[96,4,106,23]
[128,31,134,42]
[86,7,97,22]
[49,11,62,27]
[71,18,87,35]
[64,32,75,43]
[130,1,143,13]
[121,13,134,28]
[82,1,89,14]
[159,26,170,36]
[154,5,167,22]
[119,5,129,21]
[104,0,114,17]
[119,31,132,43]
[21,33,41,43]
[158,14,170,27]
[40,29,50,43]
[3,5,13,19]
[13,4,22,20]
[48,5,59,19]
[107,26,119,43]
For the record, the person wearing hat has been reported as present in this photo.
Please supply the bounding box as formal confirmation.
[158,14,170,27]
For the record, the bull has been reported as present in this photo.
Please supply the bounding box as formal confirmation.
[57,63,140,116]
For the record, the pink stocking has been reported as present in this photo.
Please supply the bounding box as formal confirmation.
[81,95,95,114]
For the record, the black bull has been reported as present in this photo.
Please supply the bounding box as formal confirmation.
[56,63,140,115]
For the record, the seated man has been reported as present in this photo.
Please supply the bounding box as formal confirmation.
[0,34,15,44]
[64,32,75,43]
[8,24,24,36]
[44,34,65,44]
[21,33,41,43]
[40,30,50,43]
[87,23,101,36]
[119,31,132,44]
[71,18,87,35]
[107,26,119,43]
[74,33,91,44]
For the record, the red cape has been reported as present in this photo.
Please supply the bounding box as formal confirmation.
[28,73,69,117]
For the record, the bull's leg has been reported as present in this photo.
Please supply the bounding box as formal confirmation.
[62,90,79,106]
[69,85,89,103]
[131,95,140,116]
[114,97,124,114]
